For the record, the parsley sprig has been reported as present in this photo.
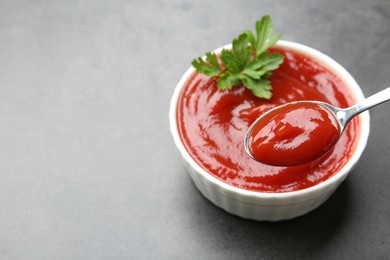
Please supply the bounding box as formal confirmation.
[192,15,284,99]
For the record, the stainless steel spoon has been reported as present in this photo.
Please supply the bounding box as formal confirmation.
[244,87,390,166]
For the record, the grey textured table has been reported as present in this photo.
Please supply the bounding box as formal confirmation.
[0,0,390,259]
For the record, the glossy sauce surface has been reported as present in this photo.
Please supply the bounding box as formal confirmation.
[247,101,341,166]
[177,47,360,192]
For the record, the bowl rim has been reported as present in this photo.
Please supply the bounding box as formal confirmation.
[169,40,370,199]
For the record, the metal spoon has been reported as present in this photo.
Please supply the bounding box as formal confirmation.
[244,87,390,166]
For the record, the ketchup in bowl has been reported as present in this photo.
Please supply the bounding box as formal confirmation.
[176,46,360,193]
[246,101,342,167]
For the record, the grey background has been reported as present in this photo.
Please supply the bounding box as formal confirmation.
[0,0,389,259]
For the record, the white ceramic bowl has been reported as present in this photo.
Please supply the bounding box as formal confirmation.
[169,40,370,221]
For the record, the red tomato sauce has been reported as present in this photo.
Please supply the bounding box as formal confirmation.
[247,101,341,167]
[177,47,360,193]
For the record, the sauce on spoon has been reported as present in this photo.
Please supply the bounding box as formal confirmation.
[245,101,341,166]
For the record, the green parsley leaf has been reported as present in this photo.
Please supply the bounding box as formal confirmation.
[191,52,222,77]
[191,15,284,99]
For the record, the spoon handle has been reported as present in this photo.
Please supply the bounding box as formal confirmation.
[344,87,390,124]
